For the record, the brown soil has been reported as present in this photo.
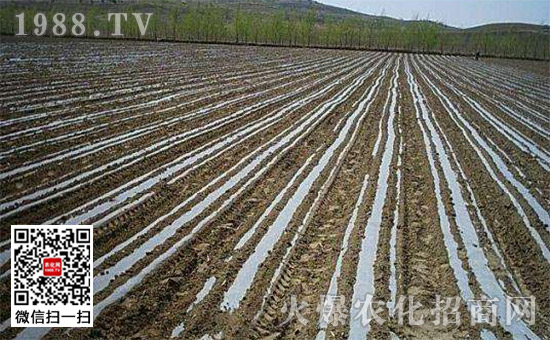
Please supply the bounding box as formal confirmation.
[1,38,548,339]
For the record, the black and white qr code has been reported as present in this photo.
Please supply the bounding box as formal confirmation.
[11,225,93,328]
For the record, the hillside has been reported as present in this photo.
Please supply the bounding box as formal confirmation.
[464,22,550,34]
[190,0,387,21]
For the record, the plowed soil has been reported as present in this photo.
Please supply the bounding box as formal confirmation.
[1,37,549,340]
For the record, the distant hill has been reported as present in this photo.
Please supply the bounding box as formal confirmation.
[191,0,387,20]
[464,22,549,34]
[179,0,547,34]
[1,0,548,59]
[2,0,546,34]
[183,0,454,28]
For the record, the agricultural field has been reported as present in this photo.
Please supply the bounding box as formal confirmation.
[0,37,549,339]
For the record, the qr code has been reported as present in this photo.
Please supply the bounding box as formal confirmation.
[11,225,93,328]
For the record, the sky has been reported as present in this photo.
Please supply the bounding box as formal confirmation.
[317,0,550,28]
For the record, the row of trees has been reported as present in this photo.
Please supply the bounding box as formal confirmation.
[1,3,548,60]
